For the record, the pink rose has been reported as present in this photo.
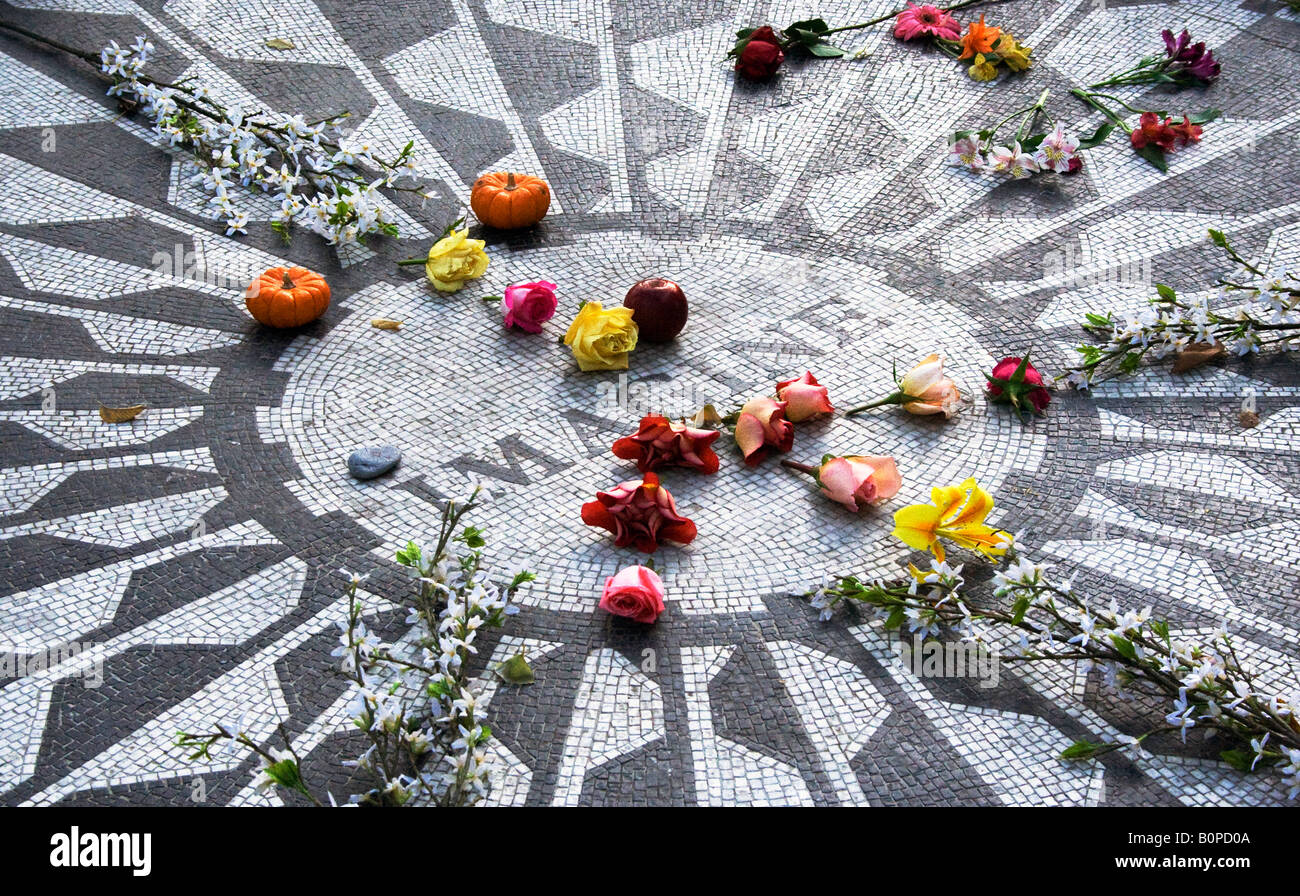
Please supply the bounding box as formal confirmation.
[599,565,666,624]
[816,455,902,511]
[775,371,834,422]
[502,280,558,333]
[734,396,794,466]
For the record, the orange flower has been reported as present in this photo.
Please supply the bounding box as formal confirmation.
[958,15,1001,60]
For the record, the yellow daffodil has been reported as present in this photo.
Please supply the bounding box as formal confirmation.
[993,34,1033,72]
[423,227,489,292]
[892,477,1013,562]
[967,53,999,82]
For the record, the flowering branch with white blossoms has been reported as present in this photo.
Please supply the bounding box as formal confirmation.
[810,549,1300,799]
[177,489,537,807]
[947,89,1100,180]
[1063,229,1300,389]
[0,22,431,248]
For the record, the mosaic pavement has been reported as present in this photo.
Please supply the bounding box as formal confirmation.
[0,0,1298,806]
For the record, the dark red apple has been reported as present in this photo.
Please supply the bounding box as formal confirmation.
[623,278,688,342]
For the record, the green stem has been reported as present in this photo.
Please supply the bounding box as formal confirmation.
[1070,88,1131,133]
[396,257,426,266]
[844,392,903,416]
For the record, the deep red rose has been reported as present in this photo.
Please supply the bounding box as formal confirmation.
[736,36,785,81]
[581,472,697,553]
[747,25,781,46]
[611,414,721,474]
[986,356,1051,415]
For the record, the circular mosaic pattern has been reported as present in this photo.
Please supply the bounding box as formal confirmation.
[1,0,1298,807]
[274,232,1045,612]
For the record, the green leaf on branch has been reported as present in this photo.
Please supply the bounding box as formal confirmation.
[1155,283,1177,303]
[1011,595,1032,625]
[1061,740,1104,760]
[262,758,306,794]
[884,606,907,630]
[1208,228,1229,249]
[1110,634,1138,661]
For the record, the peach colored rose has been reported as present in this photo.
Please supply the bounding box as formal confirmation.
[898,354,961,417]
[581,472,697,553]
[845,353,962,419]
[599,565,666,623]
[816,455,902,511]
[775,371,834,422]
[733,396,794,466]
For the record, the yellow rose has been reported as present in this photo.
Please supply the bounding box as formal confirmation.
[967,53,998,82]
[563,301,638,371]
[423,228,489,292]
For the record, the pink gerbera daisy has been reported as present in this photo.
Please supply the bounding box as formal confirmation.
[893,3,961,42]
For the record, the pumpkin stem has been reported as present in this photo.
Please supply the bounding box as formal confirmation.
[506,172,516,190]
[281,271,295,290]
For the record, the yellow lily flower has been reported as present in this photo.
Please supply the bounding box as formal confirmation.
[967,53,999,82]
[992,34,1033,72]
[892,477,1013,562]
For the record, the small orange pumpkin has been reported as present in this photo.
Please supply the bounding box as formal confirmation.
[245,266,331,328]
[470,171,550,229]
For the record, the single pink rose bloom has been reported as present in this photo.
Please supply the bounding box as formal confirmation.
[598,564,667,624]
[734,395,794,466]
[502,280,559,333]
[775,371,834,422]
[817,455,902,512]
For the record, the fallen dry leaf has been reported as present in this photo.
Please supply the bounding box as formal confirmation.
[99,403,147,423]
[689,404,723,428]
[1171,341,1225,373]
[371,318,403,330]
[264,38,296,50]
[1239,409,1260,429]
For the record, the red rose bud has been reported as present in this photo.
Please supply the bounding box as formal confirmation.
[747,25,782,46]
[581,472,698,553]
[736,34,785,80]
[612,414,721,474]
[986,355,1051,416]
